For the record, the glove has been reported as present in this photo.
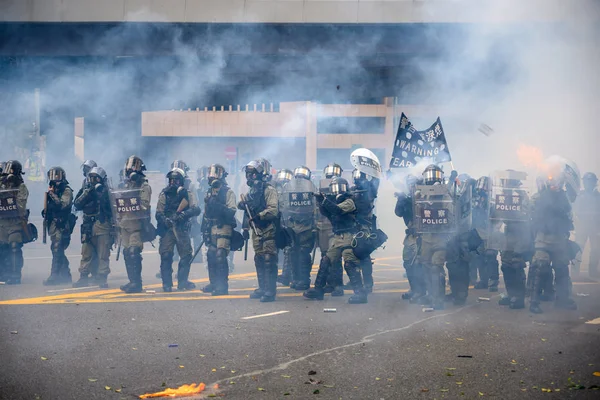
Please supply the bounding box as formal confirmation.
[315,192,325,202]
[242,229,250,240]
[172,213,184,223]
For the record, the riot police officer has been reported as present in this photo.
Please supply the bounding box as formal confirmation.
[201,164,237,296]
[413,165,454,310]
[529,163,577,313]
[239,159,279,302]
[351,168,380,293]
[573,172,600,278]
[304,177,367,304]
[274,169,293,286]
[81,160,97,189]
[73,166,112,288]
[395,174,426,302]
[42,167,75,285]
[0,160,29,285]
[492,172,532,309]
[117,155,153,293]
[319,163,345,296]
[156,167,200,292]
[281,166,317,291]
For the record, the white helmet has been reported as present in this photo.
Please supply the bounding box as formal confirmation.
[350,148,382,179]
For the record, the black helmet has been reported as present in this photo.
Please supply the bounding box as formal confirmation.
[47,167,67,184]
[166,168,186,188]
[323,163,343,179]
[583,172,598,182]
[4,160,24,176]
[171,160,190,173]
[208,164,227,180]
[124,155,146,175]
[81,160,97,177]
[275,169,293,185]
[329,176,349,196]
[88,167,107,184]
[423,164,444,185]
[294,166,311,180]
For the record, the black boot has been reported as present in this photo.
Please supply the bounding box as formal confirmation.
[498,296,511,306]
[160,255,175,292]
[277,249,292,286]
[203,248,217,293]
[59,256,72,284]
[529,301,543,314]
[345,261,368,304]
[250,255,266,299]
[304,256,330,300]
[97,274,109,289]
[124,249,143,293]
[402,265,415,300]
[120,251,136,292]
[509,297,525,309]
[177,254,195,291]
[72,274,89,288]
[361,257,374,294]
[43,254,62,286]
[212,249,229,296]
[6,244,23,285]
[260,254,277,302]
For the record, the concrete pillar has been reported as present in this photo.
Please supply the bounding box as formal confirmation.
[305,102,317,171]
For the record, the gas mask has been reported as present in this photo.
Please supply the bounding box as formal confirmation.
[128,171,143,185]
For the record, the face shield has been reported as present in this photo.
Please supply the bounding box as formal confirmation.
[47,168,65,183]
[125,156,144,174]
[294,166,311,180]
[275,170,293,185]
[167,168,185,188]
[330,179,348,196]
[171,160,189,172]
[323,164,342,179]
[423,168,444,185]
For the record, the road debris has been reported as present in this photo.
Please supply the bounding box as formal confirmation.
[323,308,337,313]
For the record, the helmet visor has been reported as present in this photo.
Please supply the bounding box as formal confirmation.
[48,168,64,182]
[324,164,342,178]
[330,181,348,196]
[423,169,443,184]
[125,157,143,172]
[294,167,311,180]
[208,165,224,180]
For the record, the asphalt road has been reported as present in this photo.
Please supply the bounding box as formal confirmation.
[1,241,600,400]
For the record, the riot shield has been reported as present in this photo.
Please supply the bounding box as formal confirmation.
[457,185,472,233]
[486,170,530,250]
[281,178,316,223]
[0,189,20,219]
[412,184,457,234]
[111,189,146,222]
[350,148,382,178]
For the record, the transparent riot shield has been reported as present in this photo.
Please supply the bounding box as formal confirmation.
[0,189,20,219]
[281,178,316,223]
[412,184,457,235]
[111,189,146,222]
[486,170,530,251]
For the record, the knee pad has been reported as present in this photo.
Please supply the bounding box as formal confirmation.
[207,247,217,262]
[264,253,278,266]
[160,252,173,263]
[216,248,228,262]
[254,254,264,265]
[128,246,142,262]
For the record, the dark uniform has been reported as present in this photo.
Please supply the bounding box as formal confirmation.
[73,167,113,288]
[304,177,367,304]
[194,166,211,264]
[42,167,75,285]
[0,160,29,285]
[413,166,461,310]
[470,177,500,291]
[156,168,201,292]
[282,166,316,291]
[274,169,293,287]
[395,175,425,302]
[117,156,152,293]
[239,159,280,302]
[529,174,577,314]
[573,172,600,278]
[201,164,237,296]
[351,169,379,293]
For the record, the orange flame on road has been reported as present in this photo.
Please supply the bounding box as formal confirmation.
[139,382,206,399]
